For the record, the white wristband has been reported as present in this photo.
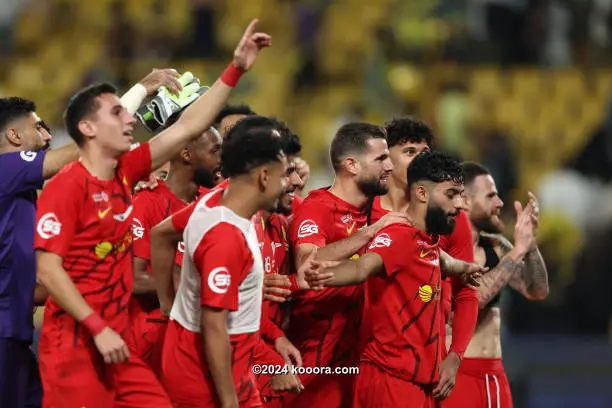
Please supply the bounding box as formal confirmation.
[120,83,148,116]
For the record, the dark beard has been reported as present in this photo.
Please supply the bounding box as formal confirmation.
[193,167,215,189]
[426,206,457,235]
[275,200,292,216]
[357,176,388,197]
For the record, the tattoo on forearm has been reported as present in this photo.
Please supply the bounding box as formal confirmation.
[518,248,549,298]
[477,256,522,306]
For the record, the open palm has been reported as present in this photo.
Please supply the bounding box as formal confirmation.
[232,19,272,72]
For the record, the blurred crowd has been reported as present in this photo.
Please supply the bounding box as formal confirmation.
[0,0,611,337]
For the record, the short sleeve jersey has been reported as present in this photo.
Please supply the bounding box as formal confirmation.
[131,180,187,313]
[369,196,475,322]
[253,211,291,332]
[170,188,264,335]
[288,188,367,366]
[34,144,151,342]
[363,223,442,385]
[0,150,47,340]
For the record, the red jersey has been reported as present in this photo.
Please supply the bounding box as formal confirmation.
[369,196,478,358]
[364,223,442,385]
[131,180,187,314]
[291,194,303,213]
[288,188,366,367]
[170,179,229,232]
[34,144,151,343]
[166,188,267,405]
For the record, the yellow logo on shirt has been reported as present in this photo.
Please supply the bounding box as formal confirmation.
[98,207,111,219]
[95,241,113,259]
[346,221,356,235]
[419,249,431,258]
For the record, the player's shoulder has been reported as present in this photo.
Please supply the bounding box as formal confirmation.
[369,223,415,249]
[43,161,83,190]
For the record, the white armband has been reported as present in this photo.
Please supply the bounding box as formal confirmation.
[120,83,148,116]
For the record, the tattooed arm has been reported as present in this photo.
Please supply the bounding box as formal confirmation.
[509,246,549,301]
[476,234,527,309]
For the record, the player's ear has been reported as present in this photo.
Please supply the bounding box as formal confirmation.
[181,147,191,164]
[343,156,360,176]
[78,119,96,140]
[415,184,428,203]
[257,166,270,190]
[4,127,22,146]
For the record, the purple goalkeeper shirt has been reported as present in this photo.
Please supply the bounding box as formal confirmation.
[0,150,46,341]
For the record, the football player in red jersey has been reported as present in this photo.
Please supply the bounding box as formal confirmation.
[441,162,548,408]
[305,150,473,408]
[33,19,271,408]
[286,122,411,408]
[161,116,297,408]
[365,117,479,400]
[128,125,222,376]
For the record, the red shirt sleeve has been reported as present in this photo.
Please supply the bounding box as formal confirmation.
[193,223,253,311]
[444,211,478,359]
[132,193,153,261]
[171,201,197,234]
[289,202,329,248]
[366,225,409,276]
[34,176,82,257]
[253,337,285,366]
[260,315,285,343]
[118,142,152,186]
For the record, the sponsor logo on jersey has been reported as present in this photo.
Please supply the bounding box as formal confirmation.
[132,218,144,240]
[297,219,319,238]
[92,192,109,203]
[37,213,61,239]
[208,267,231,294]
[20,151,37,162]
[369,233,392,249]
[113,205,133,222]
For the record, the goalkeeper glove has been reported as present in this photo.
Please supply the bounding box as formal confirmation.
[150,72,202,125]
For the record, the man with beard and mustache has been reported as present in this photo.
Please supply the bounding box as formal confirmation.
[286,122,411,408]
[441,162,549,408]
[304,150,472,408]
[128,125,222,377]
[366,117,479,401]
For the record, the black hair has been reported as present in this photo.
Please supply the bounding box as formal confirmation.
[407,150,463,188]
[221,115,284,178]
[0,97,36,133]
[271,118,301,157]
[214,104,256,126]
[329,122,386,171]
[461,161,490,186]
[384,116,434,148]
[64,82,117,146]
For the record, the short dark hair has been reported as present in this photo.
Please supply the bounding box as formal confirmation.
[329,122,386,170]
[214,104,256,126]
[407,150,463,188]
[461,161,490,186]
[384,116,434,148]
[0,97,36,133]
[64,82,117,146]
[221,115,284,178]
[272,118,301,157]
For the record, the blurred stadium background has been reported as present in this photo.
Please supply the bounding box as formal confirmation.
[2,0,611,406]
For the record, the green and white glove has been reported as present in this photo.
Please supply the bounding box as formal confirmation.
[150,72,202,125]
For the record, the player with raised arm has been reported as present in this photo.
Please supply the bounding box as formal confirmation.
[33,20,270,408]
[129,123,222,376]
[305,150,471,407]
[161,117,294,408]
[442,162,548,408]
[365,117,479,400]
[286,122,413,407]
